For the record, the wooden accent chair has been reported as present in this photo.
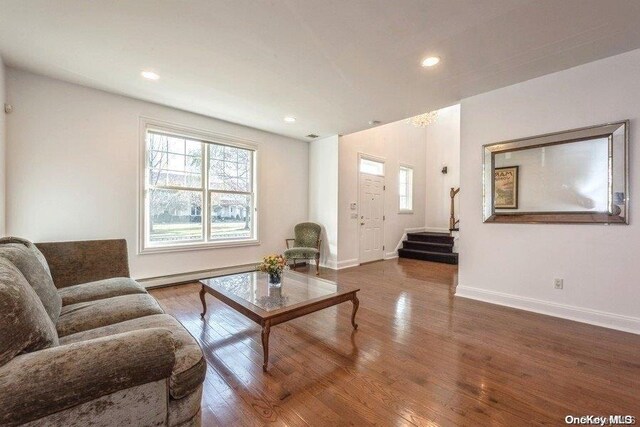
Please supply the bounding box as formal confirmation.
[284,222,322,275]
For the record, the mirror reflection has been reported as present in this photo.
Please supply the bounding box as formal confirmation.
[494,138,609,212]
[483,121,628,224]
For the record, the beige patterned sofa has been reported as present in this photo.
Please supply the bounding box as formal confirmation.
[0,238,205,427]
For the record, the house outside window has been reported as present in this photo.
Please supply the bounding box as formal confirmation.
[399,165,413,213]
[140,121,258,253]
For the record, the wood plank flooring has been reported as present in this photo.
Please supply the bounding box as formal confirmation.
[150,259,640,426]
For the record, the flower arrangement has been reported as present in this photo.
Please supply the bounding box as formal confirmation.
[258,254,288,284]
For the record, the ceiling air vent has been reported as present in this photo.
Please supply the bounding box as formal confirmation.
[306,134,319,139]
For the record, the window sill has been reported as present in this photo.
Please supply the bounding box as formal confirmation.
[139,239,260,255]
[398,210,414,215]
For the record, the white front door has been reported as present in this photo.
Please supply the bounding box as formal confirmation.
[359,173,385,263]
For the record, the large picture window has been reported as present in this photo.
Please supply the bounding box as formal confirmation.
[142,124,257,252]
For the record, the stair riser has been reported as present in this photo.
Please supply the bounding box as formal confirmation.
[406,234,453,244]
[398,249,458,265]
[402,241,453,253]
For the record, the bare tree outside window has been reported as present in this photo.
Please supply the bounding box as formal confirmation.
[208,144,253,240]
[145,130,255,248]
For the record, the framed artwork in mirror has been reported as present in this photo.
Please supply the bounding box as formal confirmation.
[494,166,518,209]
[482,120,629,224]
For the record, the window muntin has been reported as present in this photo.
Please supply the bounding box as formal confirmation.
[208,144,252,192]
[148,134,203,188]
[144,129,256,250]
[399,166,413,212]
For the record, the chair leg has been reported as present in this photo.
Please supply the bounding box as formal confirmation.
[315,254,320,275]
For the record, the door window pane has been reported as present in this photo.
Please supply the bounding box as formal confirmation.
[360,158,384,176]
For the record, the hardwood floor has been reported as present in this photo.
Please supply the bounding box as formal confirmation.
[150,259,640,426]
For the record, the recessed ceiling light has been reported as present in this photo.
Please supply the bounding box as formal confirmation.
[141,71,160,80]
[284,116,296,123]
[421,56,441,67]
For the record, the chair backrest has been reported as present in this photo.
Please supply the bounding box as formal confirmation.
[293,222,321,248]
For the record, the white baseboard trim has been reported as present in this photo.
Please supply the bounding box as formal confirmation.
[385,251,398,260]
[336,258,360,270]
[456,285,640,335]
[318,258,338,270]
[137,263,257,289]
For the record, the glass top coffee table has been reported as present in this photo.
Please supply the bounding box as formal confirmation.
[199,270,360,371]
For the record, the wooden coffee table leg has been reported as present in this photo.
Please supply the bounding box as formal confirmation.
[200,285,207,318]
[351,294,359,329]
[261,321,271,372]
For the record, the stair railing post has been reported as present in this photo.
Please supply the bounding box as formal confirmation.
[449,187,460,231]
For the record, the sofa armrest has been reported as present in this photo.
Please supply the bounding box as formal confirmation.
[36,239,131,288]
[0,328,175,426]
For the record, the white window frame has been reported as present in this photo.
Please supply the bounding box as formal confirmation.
[138,118,259,254]
[398,164,414,214]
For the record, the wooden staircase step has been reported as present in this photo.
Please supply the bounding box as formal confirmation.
[402,240,453,253]
[406,232,454,244]
[398,248,458,265]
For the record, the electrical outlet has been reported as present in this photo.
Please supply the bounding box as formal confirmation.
[554,279,563,290]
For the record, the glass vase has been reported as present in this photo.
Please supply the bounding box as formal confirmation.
[268,272,282,286]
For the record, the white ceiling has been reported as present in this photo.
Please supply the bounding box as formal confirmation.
[2,1,640,140]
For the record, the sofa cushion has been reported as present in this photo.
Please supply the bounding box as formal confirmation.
[0,237,52,275]
[56,294,164,337]
[0,258,58,366]
[35,239,130,288]
[60,314,206,399]
[58,277,147,306]
[0,239,62,323]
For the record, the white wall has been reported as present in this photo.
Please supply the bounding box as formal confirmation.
[308,135,339,268]
[457,49,640,334]
[425,104,460,230]
[0,56,6,235]
[6,69,309,280]
[338,120,427,267]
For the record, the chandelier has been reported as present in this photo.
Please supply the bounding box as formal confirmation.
[407,110,438,128]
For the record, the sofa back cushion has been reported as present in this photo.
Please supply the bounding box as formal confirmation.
[0,258,59,366]
[0,238,61,323]
[0,236,52,273]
